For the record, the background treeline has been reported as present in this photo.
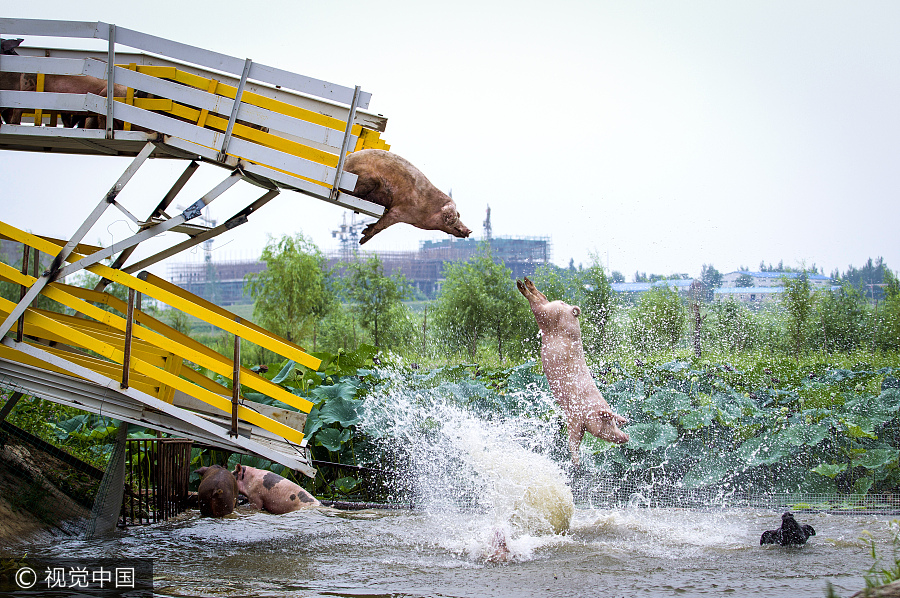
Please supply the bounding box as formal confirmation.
[193,233,900,369]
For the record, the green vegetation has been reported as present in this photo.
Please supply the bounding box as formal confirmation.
[3,235,900,504]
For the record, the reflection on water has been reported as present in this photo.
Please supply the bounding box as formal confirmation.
[6,505,895,598]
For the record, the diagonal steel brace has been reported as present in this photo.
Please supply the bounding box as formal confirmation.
[0,142,155,339]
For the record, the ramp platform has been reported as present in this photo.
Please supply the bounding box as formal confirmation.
[0,18,394,477]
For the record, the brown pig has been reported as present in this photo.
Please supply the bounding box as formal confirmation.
[0,38,23,125]
[342,149,472,244]
[9,69,128,127]
[232,464,319,514]
[517,277,629,465]
[196,464,238,517]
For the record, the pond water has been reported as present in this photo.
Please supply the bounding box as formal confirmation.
[10,505,895,597]
[6,370,899,597]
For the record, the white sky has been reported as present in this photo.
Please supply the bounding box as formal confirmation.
[2,1,898,281]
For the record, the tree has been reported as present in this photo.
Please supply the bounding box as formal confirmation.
[700,264,723,300]
[814,284,867,353]
[780,271,816,360]
[734,272,754,287]
[610,271,625,283]
[341,255,414,350]
[841,257,890,302]
[580,256,617,353]
[876,269,900,351]
[432,246,530,362]
[245,233,332,347]
[628,286,685,352]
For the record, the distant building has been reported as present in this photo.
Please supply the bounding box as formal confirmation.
[611,278,699,300]
[716,271,839,305]
[167,235,552,305]
[713,286,784,305]
[721,271,832,288]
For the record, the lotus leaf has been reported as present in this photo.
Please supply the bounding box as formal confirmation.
[778,422,831,447]
[625,422,678,451]
[682,454,732,489]
[679,406,716,430]
[812,463,848,478]
[315,427,351,452]
[272,360,296,384]
[311,381,360,405]
[733,434,792,466]
[303,406,324,437]
[854,477,874,495]
[334,476,359,493]
[645,390,692,418]
[319,396,362,427]
[852,449,899,470]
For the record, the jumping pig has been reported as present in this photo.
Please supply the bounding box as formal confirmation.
[232,464,319,514]
[196,464,238,517]
[517,277,629,465]
[342,149,472,244]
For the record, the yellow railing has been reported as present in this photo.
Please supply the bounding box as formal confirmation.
[17,62,390,190]
[0,220,320,446]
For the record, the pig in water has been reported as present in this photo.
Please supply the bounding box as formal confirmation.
[196,465,238,517]
[517,277,629,465]
[342,149,472,244]
[232,464,320,514]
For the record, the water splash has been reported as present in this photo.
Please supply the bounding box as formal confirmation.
[360,367,575,561]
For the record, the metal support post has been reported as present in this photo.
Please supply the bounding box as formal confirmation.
[230,319,241,438]
[331,85,362,201]
[106,23,116,140]
[16,244,30,343]
[218,58,252,162]
[0,392,24,424]
[121,287,135,389]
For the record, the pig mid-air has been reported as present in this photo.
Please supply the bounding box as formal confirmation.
[342,149,472,244]
[517,277,629,465]
[196,465,238,517]
[232,464,319,514]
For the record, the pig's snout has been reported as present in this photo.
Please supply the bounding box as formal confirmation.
[455,222,473,238]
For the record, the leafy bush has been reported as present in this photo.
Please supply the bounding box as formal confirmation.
[627,286,686,352]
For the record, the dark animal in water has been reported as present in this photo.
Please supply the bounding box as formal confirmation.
[760,512,816,546]
[196,464,238,517]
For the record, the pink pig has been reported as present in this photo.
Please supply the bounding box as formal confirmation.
[517,277,629,465]
[342,149,472,244]
[232,464,320,514]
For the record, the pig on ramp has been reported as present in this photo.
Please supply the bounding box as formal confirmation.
[232,464,320,514]
[196,465,238,517]
[1,39,23,124]
[517,277,629,465]
[342,149,472,244]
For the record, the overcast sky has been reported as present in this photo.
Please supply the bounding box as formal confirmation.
[2,1,898,282]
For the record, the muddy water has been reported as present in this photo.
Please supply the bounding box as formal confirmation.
[10,505,894,597]
[7,373,896,597]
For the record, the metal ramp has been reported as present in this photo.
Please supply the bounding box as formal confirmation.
[0,18,394,477]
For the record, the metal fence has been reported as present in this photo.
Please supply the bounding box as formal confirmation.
[121,438,193,526]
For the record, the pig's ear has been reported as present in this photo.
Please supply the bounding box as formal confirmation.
[572,306,581,318]
[441,204,459,226]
